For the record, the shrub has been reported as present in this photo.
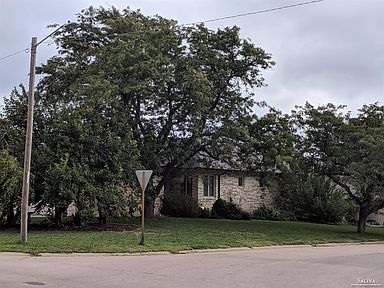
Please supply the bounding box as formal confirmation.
[275,171,353,224]
[252,204,291,221]
[211,198,251,220]
[197,207,210,218]
[160,193,199,218]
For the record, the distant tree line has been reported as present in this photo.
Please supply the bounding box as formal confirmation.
[0,7,383,233]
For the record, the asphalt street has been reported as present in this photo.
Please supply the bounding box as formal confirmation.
[0,244,383,288]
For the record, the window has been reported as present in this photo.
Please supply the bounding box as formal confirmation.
[180,175,192,195]
[238,177,244,187]
[203,175,215,197]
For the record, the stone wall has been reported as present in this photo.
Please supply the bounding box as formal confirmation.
[220,174,273,212]
[196,169,274,212]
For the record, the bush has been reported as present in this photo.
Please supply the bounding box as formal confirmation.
[252,204,291,221]
[275,172,351,224]
[211,198,251,220]
[197,207,210,218]
[160,193,199,218]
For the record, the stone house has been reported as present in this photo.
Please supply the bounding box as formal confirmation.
[163,167,273,213]
[367,208,384,225]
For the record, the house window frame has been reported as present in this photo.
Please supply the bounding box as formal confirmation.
[203,175,216,197]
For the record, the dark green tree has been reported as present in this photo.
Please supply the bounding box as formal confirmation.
[0,150,23,227]
[244,105,297,172]
[35,78,140,224]
[0,86,29,158]
[275,161,354,224]
[0,87,28,226]
[1,83,139,225]
[38,6,274,215]
[294,103,384,233]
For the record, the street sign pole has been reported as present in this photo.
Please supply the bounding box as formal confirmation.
[140,172,145,245]
[135,170,153,246]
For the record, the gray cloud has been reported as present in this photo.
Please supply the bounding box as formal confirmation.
[1,0,383,113]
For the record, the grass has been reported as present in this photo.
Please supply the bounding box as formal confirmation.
[1,217,384,254]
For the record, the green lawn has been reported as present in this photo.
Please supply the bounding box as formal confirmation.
[1,217,384,255]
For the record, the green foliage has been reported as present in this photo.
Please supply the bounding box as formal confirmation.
[160,194,199,218]
[0,150,23,226]
[276,167,353,224]
[294,103,384,232]
[0,87,28,158]
[211,198,251,220]
[42,155,76,215]
[1,6,274,222]
[38,6,274,202]
[1,79,139,226]
[245,105,353,224]
[244,105,297,172]
[252,204,291,221]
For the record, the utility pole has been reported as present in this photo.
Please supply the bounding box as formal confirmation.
[20,37,37,244]
[19,24,67,244]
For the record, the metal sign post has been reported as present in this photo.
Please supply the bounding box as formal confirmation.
[135,170,153,245]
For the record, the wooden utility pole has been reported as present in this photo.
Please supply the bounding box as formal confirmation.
[20,37,37,244]
[19,24,67,244]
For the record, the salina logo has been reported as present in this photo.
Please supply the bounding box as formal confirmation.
[351,278,383,287]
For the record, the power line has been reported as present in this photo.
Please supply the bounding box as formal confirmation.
[0,1,326,62]
[0,48,30,62]
[182,0,326,26]
[36,23,68,46]
[0,23,68,63]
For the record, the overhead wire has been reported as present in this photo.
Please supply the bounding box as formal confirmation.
[0,0,326,62]
[0,23,68,63]
[0,48,30,62]
[182,0,326,25]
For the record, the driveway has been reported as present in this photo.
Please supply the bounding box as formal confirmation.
[0,244,383,288]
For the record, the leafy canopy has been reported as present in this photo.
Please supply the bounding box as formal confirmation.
[39,6,274,197]
[294,103,384,232]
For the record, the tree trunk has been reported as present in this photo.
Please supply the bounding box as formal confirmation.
[145,183,163,218]
[96,197,107,225]
[73,212,81,227]
[98,207,106,225]
[145,198,155,218]
[357,203,369,234]
[54,207,64,227]
[5,201,16,227]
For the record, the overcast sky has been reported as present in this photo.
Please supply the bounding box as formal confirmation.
[0,0,383,113]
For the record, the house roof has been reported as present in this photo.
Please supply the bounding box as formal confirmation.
[182,152,281,176]
[184,152,246,172]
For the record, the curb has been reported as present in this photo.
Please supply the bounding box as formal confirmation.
[1,241,384,257]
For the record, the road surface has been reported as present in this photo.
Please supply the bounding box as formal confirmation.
[0,244,383,288]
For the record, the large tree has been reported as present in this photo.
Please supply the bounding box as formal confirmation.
[0,88,27,226]
[244,105,297,172]
[1,85,140,225]
[295,103,384,233]
[38,6,274,215]
[0,150,23,227]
